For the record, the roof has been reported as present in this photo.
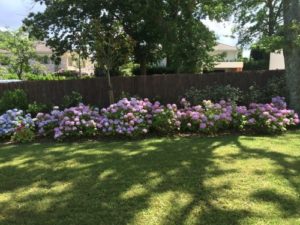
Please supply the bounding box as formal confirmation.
[214,62,244,69]
[214,43,238,51]
[34,41,53,54]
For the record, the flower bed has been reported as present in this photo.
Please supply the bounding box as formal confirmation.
[0,109,34,138]
[0,97,299,142]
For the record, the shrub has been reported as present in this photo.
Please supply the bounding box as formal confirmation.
[0,89,28,114]
[176,98,234,134]
[54,104,101,139]
[152,102,180,134]
[185,85,242,105]
[27,102,48,116]
[237,97,299,133]
[99,98,153,136]
[24,73,66,81]
[35,107,62,137]
[0,73,19,80]
[242,84,265,105]
[30,61,49,75]
[265,76,288,102]
[11,125,35,143]
[62,91,83,108]
[0,109,34,139]
[133,66,176,75]
[55,70,80,77]
[2,96,299,142]
[36,104,101,140]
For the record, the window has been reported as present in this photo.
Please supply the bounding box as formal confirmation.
[42,55,49,64]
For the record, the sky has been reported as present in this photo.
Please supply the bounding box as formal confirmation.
[0,0,249,56]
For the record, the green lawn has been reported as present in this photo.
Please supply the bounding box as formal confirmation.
[0,131,300,225]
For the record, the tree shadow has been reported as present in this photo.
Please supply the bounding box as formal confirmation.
[251,189,299,216]
[2,132,298,225]
[228,134,300,220]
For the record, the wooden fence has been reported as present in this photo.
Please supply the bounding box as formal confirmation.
[0,70,285,107]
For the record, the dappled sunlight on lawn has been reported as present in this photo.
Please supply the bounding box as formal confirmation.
[0,130,299,225]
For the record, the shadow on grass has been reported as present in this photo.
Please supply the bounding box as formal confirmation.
[0,131,299,225]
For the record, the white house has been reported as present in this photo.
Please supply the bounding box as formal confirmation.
[0,41,95,75]
[212,43,244,72]
[34,41,95,75]
[157,43,244,72]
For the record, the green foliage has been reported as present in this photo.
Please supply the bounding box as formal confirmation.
[233,0,283,48]
[11,126,35,143]
[243,59,269,71]
[120,63,139,76]
[0,29,36,79]
[164,18,217,73]
[185,85,243,105]
[242,84,265,104]
[92,21,134,76]
[185,76,288,106]
[0,89,28,113]
[0,72,19,80]
[152,108,179,135]
[132,66,176,75]
[24,0,231,76]
[24,73,67,81]
[30,61,49,75]
[265,76,288,101]
[27,102,48,116]
[62,91,83,108]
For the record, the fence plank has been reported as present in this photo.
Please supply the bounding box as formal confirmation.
[0,70,285,107]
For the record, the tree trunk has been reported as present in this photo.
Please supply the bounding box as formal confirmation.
[78,54,82,77]
[283,0,300,113]
[17,63,23,80]
[106,69,114,105]
[267,0,275,36]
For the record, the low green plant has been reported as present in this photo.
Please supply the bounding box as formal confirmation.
[27,102,48,116]
[11,126,35,143]
[0,73,19,80]
[265,76,288,102]
[152,106,179,135]
[185,85,242,105]
[0,89,28,113]
[242,84,265,105]
[62,91,83,108]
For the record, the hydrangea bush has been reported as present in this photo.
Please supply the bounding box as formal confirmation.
[176,99,234,134]
[36,104,101,139]
[242,97,299,133]
[152,102,180,134]
[99,98,153,136]
[0,109,33,138]
[0,96,299,142]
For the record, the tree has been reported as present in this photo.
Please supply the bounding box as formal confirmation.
[233,0,283,47]
[163,16,217,73]
[25,3,92,76]
[283,0,300,112]
[232,0,300,112]
[0,29,36,79]
[92,20,133,104]
[24,0,233,76]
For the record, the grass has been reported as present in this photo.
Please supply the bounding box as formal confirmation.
[0,131,300,225]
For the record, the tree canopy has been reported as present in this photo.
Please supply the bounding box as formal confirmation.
[24,0,233,75]
[0,29,36,79]
[233,0,283,49]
